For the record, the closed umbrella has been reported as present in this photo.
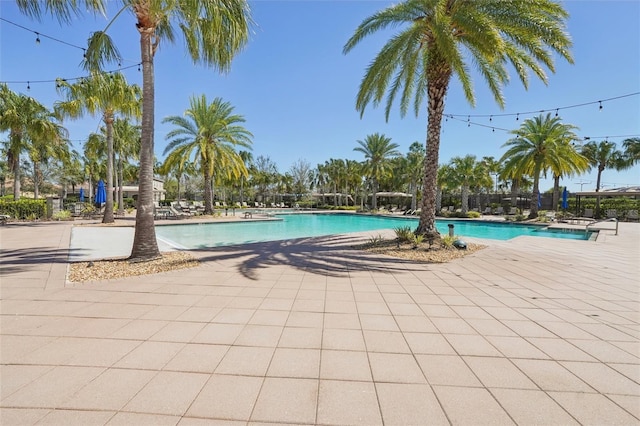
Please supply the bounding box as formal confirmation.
[79,188,85,202]
[561,187,569,209]
[537,192,542,208]
[94,180,106,206]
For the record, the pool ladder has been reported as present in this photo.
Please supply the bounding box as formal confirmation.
[585,217,618,236]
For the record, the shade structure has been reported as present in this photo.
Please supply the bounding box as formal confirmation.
[561,187,568,209]
[94,180,106,205]
[79,188,85,202]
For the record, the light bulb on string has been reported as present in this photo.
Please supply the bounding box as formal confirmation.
[516,113,519,121]
[555,109,559,117]
[137,63,141,72]
[599,101,603,110]
[489,115,492,122]
[27,81,30,91]
[35,32,40,44]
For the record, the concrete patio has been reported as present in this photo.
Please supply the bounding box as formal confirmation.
[1,218,638,425]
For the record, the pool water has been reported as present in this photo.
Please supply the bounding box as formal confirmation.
[155,213,592,249]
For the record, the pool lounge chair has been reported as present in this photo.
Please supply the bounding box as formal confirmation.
[583,208,594,218]
[495,206,504,215]
[482,207,492,215]
[606,209,617,219]
[627,210,639,221]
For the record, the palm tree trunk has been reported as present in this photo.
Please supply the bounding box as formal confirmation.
[118,155,125,215]
[416,63,451,238]
[204,168,213,214]
[529,166,541,219]
[102,115,115,224]
[461,185,469,213]
[9,143,21,200]
[33,162,39,199]
[130,28,161,261]
[436,187,442,212]
[511,179,519,207]
[552,175,560,211]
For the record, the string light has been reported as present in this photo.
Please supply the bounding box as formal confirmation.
[35,32,40,44]
[446,92,638,120]
[0,63,142,87]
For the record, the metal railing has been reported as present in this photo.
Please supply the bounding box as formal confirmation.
[586,217,618,236]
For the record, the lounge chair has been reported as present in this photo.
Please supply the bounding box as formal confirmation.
[495,207,504,215]
[508,207,517,215]
[482,207,492,215]
[0,214,10,225]
[627,210,639,221]
[606,209,617,219]
[583,208,593,218]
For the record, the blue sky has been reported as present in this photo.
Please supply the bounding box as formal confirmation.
[1,0,639,193]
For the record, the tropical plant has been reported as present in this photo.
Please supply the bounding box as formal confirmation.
[353,133,400,210]
[448,155,479,214]
[621,137,640,166]
[55,72,141,223]
[162,95,253,214]
[17,0,252,261]
[547,137,588,211]
[500,114,579,218]
[112,118,141,215]
[1,84,68,200]
[405,142,424,211]
[581,140,630,216]
[344,0,573,238]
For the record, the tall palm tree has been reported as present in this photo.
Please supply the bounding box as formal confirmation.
[113,118,141,215]
[581,140,630,217]
[18,0,252,261]
[0,84,66,200]
[27,121,70,199]
[162,95,253,214]
[448,155,477,214]
[547,139,588,211]
[621,137,640,166]
[55,73,141,223]
[354,133,400,210]
[581,141,628,192]
[344,0,573,238]
[404,142,424,211]
[500,114,579,219]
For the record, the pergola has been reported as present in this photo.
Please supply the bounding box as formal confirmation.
[575,186,640,214]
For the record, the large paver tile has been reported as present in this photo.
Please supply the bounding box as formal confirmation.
[549,391,639,425]
[376,383,448,425]
[491,388,579,425]
[123,371,208,416]
[107,412,180,425]
[464,356,537,389]
[433,385,515,425]
[186,374,263,421]
[369,353,426,383]
[320,350,372,381]
[215,346,274,376]
[37,409,115,425]
[250,377,318,423]
[267,348,320,378]
[317,380,382,425]
[416,354,482,387]
[279,327,323,349]
[512,359,594,392]
[560,361,640,395]
[164,343,229,373]
[113,341,185,370]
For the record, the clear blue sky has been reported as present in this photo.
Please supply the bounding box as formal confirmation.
[1,0,639,193]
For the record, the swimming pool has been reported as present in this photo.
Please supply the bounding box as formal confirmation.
[155,213,592,249]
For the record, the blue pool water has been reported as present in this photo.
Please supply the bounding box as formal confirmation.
[155,213,592,249]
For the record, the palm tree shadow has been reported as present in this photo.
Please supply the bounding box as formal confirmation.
[193,234,428,280]
[0,247,90,275]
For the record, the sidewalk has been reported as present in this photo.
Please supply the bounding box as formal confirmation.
[1,219,638,425]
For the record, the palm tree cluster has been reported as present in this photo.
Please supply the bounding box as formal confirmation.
[4,0,638,262]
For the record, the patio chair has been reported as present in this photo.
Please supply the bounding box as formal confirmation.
[606,209,617,219]
[482,206,492,215]
[0,214,10,225]
[627,210,639,221]
[583,208,593,218]
[508,207,517,215]
[495,206,504,215]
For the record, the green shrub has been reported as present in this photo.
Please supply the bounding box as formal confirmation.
[394,226,414,243]
[52,210,72,220]
[441,235,456,248]
[466,211,481,218]
[0,199,46,220]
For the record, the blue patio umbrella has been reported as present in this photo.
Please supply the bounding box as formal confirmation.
[561,187,569,209]
[537,192,542,208]
[94,180,106,205]
[79,187,85,202]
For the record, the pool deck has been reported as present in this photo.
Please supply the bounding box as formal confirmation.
[1,215,638,425]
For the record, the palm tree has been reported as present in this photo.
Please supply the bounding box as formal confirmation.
[448,155,477,214]
[18,0,252,261]
[354,133,400,210]
[0,84,67,200]
[55,73,141,223]
[162,95,253,214]
[621,137,640,166]
[405,142,424,211]
[581,140,630,217]
[547,139,588,211]
[344,0,573,238]
[113,118,141,215]
[500,114,579,219]
[27,121,70,199]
